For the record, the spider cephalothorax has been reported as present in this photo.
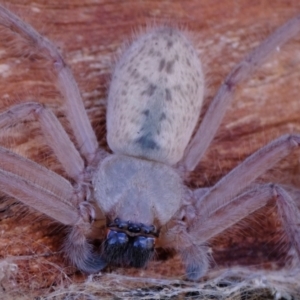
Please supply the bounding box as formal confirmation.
[0,5,300,281]
[92,153,182,267]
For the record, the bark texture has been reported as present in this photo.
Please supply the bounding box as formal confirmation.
[0,0,300,298]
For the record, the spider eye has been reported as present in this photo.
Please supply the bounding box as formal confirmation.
[142,226,151,234]
[117,221,128,230]
[127,222,141,233]
[141,224,158,236]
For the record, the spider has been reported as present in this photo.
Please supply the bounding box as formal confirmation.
[0,5,300,281]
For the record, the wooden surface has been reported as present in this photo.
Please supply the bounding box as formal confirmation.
[0,0,300,298]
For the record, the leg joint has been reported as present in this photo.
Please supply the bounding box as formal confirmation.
[286,134,300,148]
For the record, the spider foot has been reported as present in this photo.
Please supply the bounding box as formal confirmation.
[75,248,107,274]
[64,227,107,274]
[180,244,210,281]
[185,261,209,281]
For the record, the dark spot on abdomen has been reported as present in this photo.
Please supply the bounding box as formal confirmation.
[160,113,166,121]
[165,88,172,101]
[167,40,173,48]
[142,109,150,116]
[141,84,157,97]
[159,59,166,72]
[136,133,159,150]
[166,60,175,74]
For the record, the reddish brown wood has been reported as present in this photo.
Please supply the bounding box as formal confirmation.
[0,0,300,297]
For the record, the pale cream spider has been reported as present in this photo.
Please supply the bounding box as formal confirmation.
[0,5,300,281]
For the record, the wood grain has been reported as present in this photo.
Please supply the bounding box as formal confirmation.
[0,0,300,297]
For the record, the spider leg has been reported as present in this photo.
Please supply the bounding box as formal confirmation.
[64,226,107,273]
[158,196,210,280]
[180,184,300,280]
[191,184,300,250]
[0,145,73,202]
[190,134,300,269]
[0,102,84,182]
[0,5,98,163]
[165,134,300,280]
[0,146,78,225]
[179,243,209,281]
[180,14,300,171]
[195,134,300,218]
[0,145,107,272]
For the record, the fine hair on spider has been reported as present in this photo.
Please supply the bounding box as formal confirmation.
[0,5,300,281]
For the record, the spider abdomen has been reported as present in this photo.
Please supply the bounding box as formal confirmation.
[107,27,204,165]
